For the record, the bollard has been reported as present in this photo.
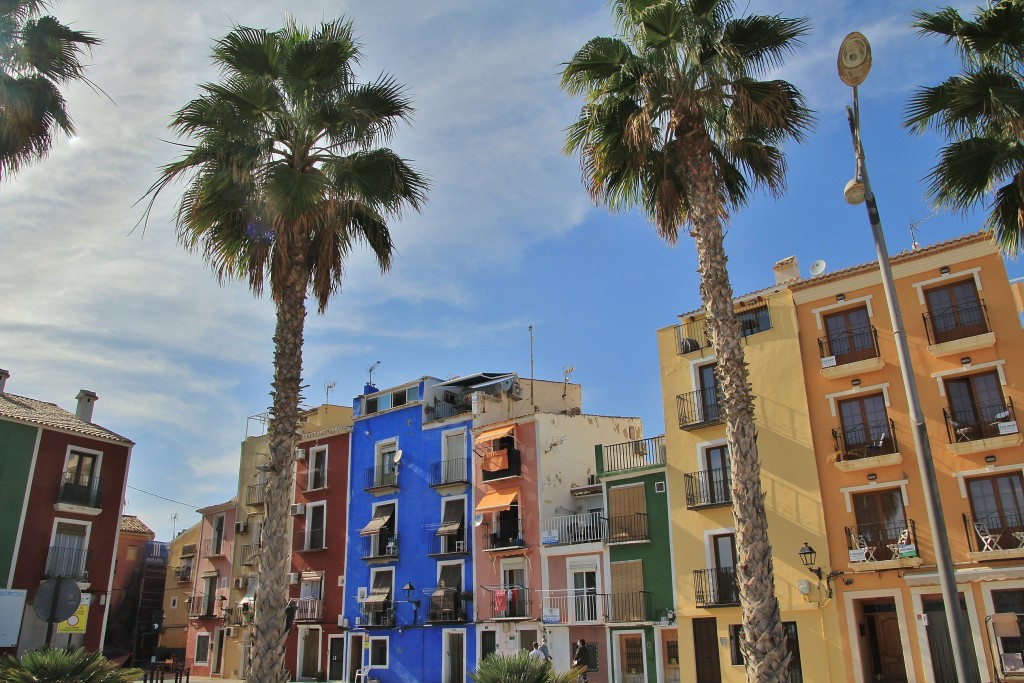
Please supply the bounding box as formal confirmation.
[185,667,190,683]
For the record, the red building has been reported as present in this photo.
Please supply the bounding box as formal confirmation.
[0,370,134,654]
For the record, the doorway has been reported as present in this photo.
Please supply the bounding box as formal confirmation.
[617,632,645,683]
[922,595,981,683]
[211,628,225,675]
[298,627,321,679]
[444,630,465,683]
[327,636,344,681]
[346,634,364,682]
[860,599,907,683]
[693,618,720,683]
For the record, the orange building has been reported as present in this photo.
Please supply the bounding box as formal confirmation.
[791,232,1024,683]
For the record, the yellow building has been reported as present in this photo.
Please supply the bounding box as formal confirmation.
[159,521,202,655]
[656,259,844,683]
[792,232,1024,683]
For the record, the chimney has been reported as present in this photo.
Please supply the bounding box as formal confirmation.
[772,256,801,284]
[0,369,9,393]
[76,390,98,423]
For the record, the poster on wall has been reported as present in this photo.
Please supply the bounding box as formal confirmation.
[0,589,27,647]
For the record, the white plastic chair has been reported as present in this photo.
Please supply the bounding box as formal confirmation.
[974,521,1002,551]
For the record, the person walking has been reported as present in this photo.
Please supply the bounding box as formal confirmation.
[573,639,588,682]
[529,642,546,663]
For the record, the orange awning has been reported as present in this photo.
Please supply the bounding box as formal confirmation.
[475,425,515,445]
[475,484,520,514]
[481,448,509,472]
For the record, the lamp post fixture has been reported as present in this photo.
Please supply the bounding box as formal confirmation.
[838,32,975,683]
[798,543,844,600]
[402,582,421,625]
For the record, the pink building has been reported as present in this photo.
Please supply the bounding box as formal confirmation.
[184,499,235,676]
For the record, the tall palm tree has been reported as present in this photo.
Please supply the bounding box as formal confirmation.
[0,0,99,181]
[561,1,811,681]
[143,18,427,683]
[905,0,1024,256]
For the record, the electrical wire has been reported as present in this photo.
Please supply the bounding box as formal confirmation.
[126,485,197,509]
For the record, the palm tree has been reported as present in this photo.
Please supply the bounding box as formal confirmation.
[0,0,99,181]
[470,652,575,683]
[0,647,141,683]
[904,0,1024,256]
[143,18,427,683]
[561,1,812,681]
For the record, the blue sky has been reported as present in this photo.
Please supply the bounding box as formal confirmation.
[2,0,1019,541]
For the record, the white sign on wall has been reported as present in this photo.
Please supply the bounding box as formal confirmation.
[0,589,27,648]
[821,356,837,368]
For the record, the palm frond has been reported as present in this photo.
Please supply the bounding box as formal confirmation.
[987,170,1024,256]
[721,14,810,75]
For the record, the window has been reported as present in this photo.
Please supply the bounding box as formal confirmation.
[170,596,178,610]
[497,560,527,618]
[992,589,1024,655]
[300,575,323,601]
[364,569,394,626]
[430,563,463,620]
[478,427,520,481]
[372,440,399,488]
[305,503,326,551]
[211,515,225,555]
[702,444,730,504]
[60,449,101,507]
[946,371,1014,440]
[729,624,744,665]
[697,363,721,422]
[837,393,894,459]
[361,502,396,557]
[853,489,908,561]
[968,473,1024,544]
[822,306,876,364]
[737,302,771,338]
[571,568,598,622]
[308,447,327,490]
[369,637,389,667]
[608,483,647,542]
[610,560,644,621]
[436,498,465,554]
[365,387,418,416]
[126,546,139,561]
[195,633,211,664]
[665,640,679,667]
[47,521,89,580]
[925,278,987,343]
[441,430,467,483]
[711,532,738,604]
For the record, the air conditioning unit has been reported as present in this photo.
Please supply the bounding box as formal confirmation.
[234,577,248,589]
[507,383,523,400]
[234,520,248,534]
[356,587,367,603]
[288,572,301,585]
[224,626,238,638]
[295,448,307,460]
[354,616,362,627]
[290,503,306,516]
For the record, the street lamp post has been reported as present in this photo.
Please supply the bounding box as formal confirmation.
[837,32,976,683]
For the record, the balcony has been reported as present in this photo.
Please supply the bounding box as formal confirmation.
[292,597,324,623]
[429,458,469,488]
[424,528,469,557]
[540,512,606,546]
[483,584,531,620]
[607,591,652,622]
[537,589,606,624]
[845,520,923,571]
[964,512,1024,561]
[57,473,102,509]
[923,299,993,354]
[944,399,1021,454]
[364,465,398,492]
[173,565,192,582]
[186,593,217,618]
[426,588,469,624]
[677,388,723,430]
[481,449,522,482]
[484,520,527,552]
[360,534,398,561]
[201,537,226,558]
[675,303,771,356]
[693,568,739,607]
[607,513,648,544]
[44,546,90,582]
[602,436,666,474]
[222,606,243,626]
[832,418,901,471]
[424,399,472,423]
[240,543,260,566]
[817,325,883,378]
[359,603,395,628]
[683,468,731,508]
[246,484,266,506]
[299,468,329,492]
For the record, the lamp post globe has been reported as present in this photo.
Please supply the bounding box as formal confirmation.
[838,32,872,87]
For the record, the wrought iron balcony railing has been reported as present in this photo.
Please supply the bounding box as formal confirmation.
[429,458,468,487]
[186,593,217,618]
[602,436,666,473]
[426,588,468,623]
[693,568,739,607]
[963,512,1024,553]
[424,527,469,556]
[675,303,771,355]
[923,299,990,345]
[360,534,398,560]
[481,449,522,481]
[832,418,899,461]
[44,546,90,582]
[944,397,1018,443]
[201,537,226,557]
[845,520,919,563]
[173,565,192,582]
[364,464,398,490]
[425,400,472,422]
[607,513,648,543]
[299,468,330,491]
[484,584,531,620]
[676,388,723,430]
[540,512,606,546]
[683,468,731,508]
[240,543,260,566]
[246,483,266,506]
[359,603,395,627]
[817,325,880,366]
[607,590,652,622]
[537,589,607,624]
[58,472,102,508]
[483,520,526,551]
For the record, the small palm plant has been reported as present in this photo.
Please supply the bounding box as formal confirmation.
[470,652,576,683]
[0,647,142,683]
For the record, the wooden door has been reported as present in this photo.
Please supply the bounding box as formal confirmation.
[693,618,721,683]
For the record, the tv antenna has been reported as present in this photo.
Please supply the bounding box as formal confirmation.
[367,360,381,385]
[909,212,938,251]
[562,365,575,398]
[171,512,179,537]
[324,381,337,404]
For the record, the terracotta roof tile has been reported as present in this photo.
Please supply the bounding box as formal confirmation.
[120,515,155,536]
[0,392,133,444]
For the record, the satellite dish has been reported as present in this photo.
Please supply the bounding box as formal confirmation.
[472,513,485,527]
[393,450,403,464]
[34,577,81,623]
[809,260,827,277]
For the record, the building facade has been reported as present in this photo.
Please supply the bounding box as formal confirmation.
[159,521,202,658]
[184,499,236,677]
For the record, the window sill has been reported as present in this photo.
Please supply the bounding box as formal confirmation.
[967,548,1024,562]
[928,332,995,358]
[53,502,102,516]
[833,451,902,472]
[947,433,1021,455]
[820,355,884,380]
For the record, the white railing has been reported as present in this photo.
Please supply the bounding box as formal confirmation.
[292,597,323,622]
[539,512,606,546]
[537,589,606,624]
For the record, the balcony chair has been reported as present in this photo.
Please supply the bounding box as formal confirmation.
[1013,531,1024,549]
[854,534,876,562]
[974,521,1002,552]
[953,421,975,442]
[887,528,911,558]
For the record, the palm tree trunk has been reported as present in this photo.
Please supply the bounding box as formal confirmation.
[251,253,308,683]
[682,139,791,683]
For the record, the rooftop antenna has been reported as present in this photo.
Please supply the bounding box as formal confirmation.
[171,512,179,537]
[367,361,381,386]
[562,365,575,398]
[528,326,535,406]
[909,212,938,251]
[324,381,336,404]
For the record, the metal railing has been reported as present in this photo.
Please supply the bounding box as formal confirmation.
[360,604,395,627]
[299,468,329,491]
[607,513,648,543]
[676,388,723,430]
[602,436,666,473]
[832,418,899,461]
[540,512,606,546]
[360,534,398,560]
[44,546,90,581]
[607,591,652,622]
[173,565,192,582]
[481,449,522,481]
[537,589,607,624]
[923,299,990,345]
[426,588,468,623]
[425,400,472,422]
[429,458,468,487]
[240,543,260,566]
[58,472,102,507]
[675,303,771,355]
[944,397,1018,443]
[683,468,732,508]
[483,520,526,551]
[200,538,225,557]
[485,585,531,620]
[364,465,398,490]
[844,520,919,562]
[246,484,266,506]
[693,568,739,606]
[817,325,880,366]
[292,598,323,622]
[424,527,469,556]
[186,593,217,618]
[963,512,1024,553]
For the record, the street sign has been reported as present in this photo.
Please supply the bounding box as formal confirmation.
[0,589,27,647]
[34,578,81,623]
